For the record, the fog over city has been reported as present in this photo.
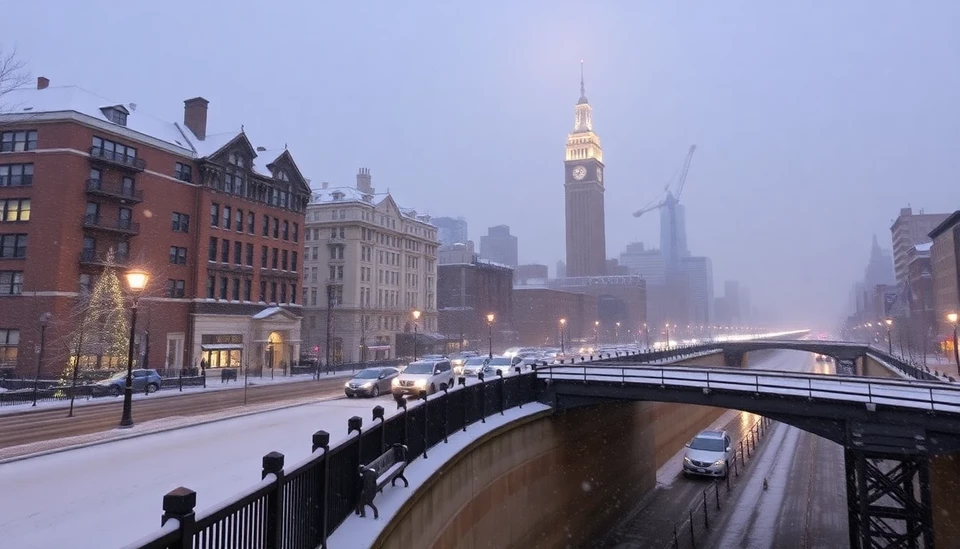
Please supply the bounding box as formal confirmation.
[5,0,959,327]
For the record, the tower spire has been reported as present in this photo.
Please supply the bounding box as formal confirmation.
[578,60,588,104]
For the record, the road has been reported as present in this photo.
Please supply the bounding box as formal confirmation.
[590,350,847,549]
[0,375,352,450]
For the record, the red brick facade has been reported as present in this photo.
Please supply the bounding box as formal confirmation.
[512,287,597,349]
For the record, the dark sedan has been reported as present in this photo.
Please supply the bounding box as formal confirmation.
[344,367,399,398]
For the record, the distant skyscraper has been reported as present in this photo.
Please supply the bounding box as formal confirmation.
[480,225,519,267]
[619,242,666,285]
[660,193,690,272]
[563,63,607,277]
[556,260,566,279]
[681,256,714,325]
[890,207,949,286]
[432,216,468,248]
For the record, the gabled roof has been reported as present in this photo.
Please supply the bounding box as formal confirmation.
[929,211,960,240]
[251,306,300,321]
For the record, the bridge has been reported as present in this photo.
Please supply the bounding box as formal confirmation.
[125,343,956,549]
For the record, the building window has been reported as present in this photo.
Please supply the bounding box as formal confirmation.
[0,131,38,152]
[206,275,216,298]
[92,136,137,161]
[247,212,255,234]
[233,241,242,265]
[232,278,241,301]
[270,282,277,303]
[272,218,279,239]
[235,209,244,232]
[293,223,299,243]
[0,271,23,295]
[271,248,278,269]
[0,199,30,222]
[223,206,231,230]
[219,277,229,300]
[208,237,218,262]
[311,288,317,306]
[259,280,266,302]
[243,279,252,301]
[291,252,298,272]
[291,283,297,304]
[262,214,269,237]
[175,162,192,182]
[103,107,128,126]
[0,328,18,366]
[79,273,92,294]
[0,164,33,187]
[171,212,190,233]
[282,220,289,240]
[312,246,318,260]
[261,246,268,268]
[167,279,186,298]
[220,239,230,263]
[281,249,288,270]
[169,246,187,265]
[245,243,254,266]
[210,203,220,227]
[280,283,287,304]
[0,234,27,258]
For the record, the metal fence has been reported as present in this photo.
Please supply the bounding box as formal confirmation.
[0,373,206,407]
[123,371,540,549]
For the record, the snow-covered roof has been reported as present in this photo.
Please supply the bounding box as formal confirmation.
[914,242,932,253]
[252,306,287,320]
[310,185,432,224]
[2,85,194,152]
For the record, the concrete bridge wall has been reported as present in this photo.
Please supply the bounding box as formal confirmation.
[372,400,725,549]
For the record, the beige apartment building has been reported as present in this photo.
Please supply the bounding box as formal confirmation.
[301,168,439,364]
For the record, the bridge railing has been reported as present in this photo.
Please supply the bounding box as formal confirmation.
[866,346,943,382]
[539,364,960,414]
[122,371,540,549]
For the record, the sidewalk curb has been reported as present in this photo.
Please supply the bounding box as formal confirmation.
[0,392,350,465]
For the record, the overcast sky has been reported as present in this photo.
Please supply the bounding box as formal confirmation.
[5,1,959,328]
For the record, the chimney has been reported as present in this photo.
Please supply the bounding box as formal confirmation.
[356,167,374,194]
[321,181,329,190]
[183,97,209,140]
[37,77,49,90]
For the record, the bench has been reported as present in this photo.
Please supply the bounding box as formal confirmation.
[356,443,409,519]
[220,369,237,383]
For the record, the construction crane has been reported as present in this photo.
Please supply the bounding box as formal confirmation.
[632,144,697,219]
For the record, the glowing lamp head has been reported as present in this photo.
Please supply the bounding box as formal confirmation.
[949,313,959,324]
[486,313,495,323]
[884,318,893,327]
[412,310,421,321]
[560,318,566,326]
[124,269,149,293]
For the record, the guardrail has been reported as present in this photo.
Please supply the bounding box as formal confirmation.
[866,346,943,382]
[124,371,540,549]
[539,364,960,414]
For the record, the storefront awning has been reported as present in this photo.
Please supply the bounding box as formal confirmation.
[201,344,243,350]
[367,345,391,351]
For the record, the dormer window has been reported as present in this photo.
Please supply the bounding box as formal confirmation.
[331,191,344,201]
[228,153,245,168]
[100,105,129,126]
[277,169,290,182]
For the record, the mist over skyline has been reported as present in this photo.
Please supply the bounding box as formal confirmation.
[5,0,959,329]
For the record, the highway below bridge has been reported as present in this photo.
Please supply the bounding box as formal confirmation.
[591,350,849,549]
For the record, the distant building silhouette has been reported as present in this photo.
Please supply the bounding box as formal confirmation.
[433,216,468,248]
[480,225,518,267]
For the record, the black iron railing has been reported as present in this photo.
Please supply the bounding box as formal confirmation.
[79,249,130,265]
[89,146,146,171]
[85,178,143,202]
[81,214,140,234]
[124,371,540,549]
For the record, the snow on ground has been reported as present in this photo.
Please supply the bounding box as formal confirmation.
[0,395,403,549]
[327,402,552,549]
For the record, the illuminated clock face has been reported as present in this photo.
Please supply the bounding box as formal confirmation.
[596,167,603,182]
[572,166,587,180]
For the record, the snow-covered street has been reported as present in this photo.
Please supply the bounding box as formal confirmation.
[0,395,398,549]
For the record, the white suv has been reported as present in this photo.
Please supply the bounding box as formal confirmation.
[391,360,454,396]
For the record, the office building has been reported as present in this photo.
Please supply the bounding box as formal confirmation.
[480,224,518,268]
[432,216,468,249]
[890,207,949,286]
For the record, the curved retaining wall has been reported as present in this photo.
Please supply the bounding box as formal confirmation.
[371,400,725,549]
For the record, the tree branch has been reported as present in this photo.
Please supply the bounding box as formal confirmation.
[0,46,30,114]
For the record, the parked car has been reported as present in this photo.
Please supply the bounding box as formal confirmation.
[450,351,480,370]
[482,355,525,376]
[682,430,735,478]
[458,356,489,376]
[344,366,399,398]
[391,359,454,396]
[95,369,162,396]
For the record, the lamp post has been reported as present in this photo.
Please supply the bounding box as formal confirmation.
[32,312,51,407]
[643,323,650,349]
[559,318,566,355]
[119,269,149,428]
[486,313,495,359]
[594,320,599,349]
[412,310,421,361]
[884,318,893,355]
[949,313,960,375]
[616,322,621,345]
[665,323,671,350]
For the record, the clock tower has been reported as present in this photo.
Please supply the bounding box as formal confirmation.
[564,62,607,277]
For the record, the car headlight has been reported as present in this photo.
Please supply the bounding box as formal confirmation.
[344,381,351,388]
[391,378,400,387]
[713,459,726,466]
[414,379,427,387]
[684,456,692,463]
[361,382,373,388]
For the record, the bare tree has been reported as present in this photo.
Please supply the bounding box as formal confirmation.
[0,46,29,113]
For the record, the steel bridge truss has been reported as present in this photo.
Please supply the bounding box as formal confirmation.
[846,449,934,549]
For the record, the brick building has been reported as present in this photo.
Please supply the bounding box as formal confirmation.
[512,287,597,349]
[437,250,514,351]
[0,78,309,376]
[929,211,960,349]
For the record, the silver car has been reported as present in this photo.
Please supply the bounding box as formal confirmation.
[459,356,489,376]
[682,430,735,478]
[344,367,399,398]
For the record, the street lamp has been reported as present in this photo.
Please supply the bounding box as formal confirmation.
[32,312,51,406]
[665,323,672,350]
[560,318,567,355]
[594,320,599,349]
[412,310,421,361]
[949,313,959,375]
[884,318,893,354]
[643,322,650,348]
[486,313,495,359]
[119,269,149,428]
[616,322,621,345]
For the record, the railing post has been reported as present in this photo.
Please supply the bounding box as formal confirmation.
[420,390,429,458]
[312,430,330,548]
[459,377,467,432]
[442,385,450,441]
[497,369,505,415]
[715,480,721,510]
[261,452,285,549]
[372,406,386,453]
[703,490,709,530]
[515,366,523,408]
[478,371,486,423]
[161,487,196,549]
[179,371,183,392]
[689,508,696,548]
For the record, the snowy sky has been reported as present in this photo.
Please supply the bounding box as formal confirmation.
[4,1,959,328]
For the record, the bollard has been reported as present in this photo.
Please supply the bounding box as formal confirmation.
[312,430,330,453]
[178,371,183,392]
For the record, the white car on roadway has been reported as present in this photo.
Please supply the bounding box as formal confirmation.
[682,430,735,478]
[458,356,489,376]
[391,359,454,396]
